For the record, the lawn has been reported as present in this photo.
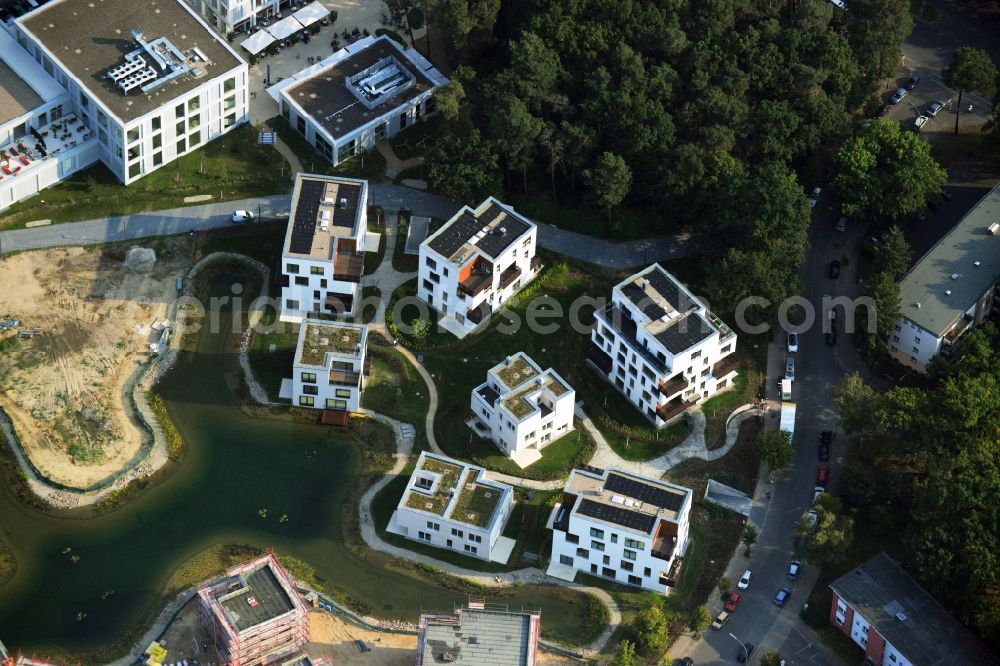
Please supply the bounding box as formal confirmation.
[391,210,420,272]
[0,123,291,230]
[362,344,431,450]
[269,116,387,182]
[388,115,443,162]
[666,418,762,497]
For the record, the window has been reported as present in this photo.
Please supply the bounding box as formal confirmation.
[189,130,201,148]
[303,385,318,395]
[610,534,618,544]
[286,263,300,274]
[176,138,186,154]
[152,134,162,150]
[335,389,351,398]
[128,162,142,178]
[326,399,348,410]
[591,540,605,551]
[418,531,431,542]
[175,103,185,118]
[914,336,921,343]
[152,116,161,132]
[566,533,579,545]
[153,152,163,167]
[224,113,236,129]
[559,555,573,566]
[625,537,644,551]
[644,567,651,577]
[426,257,437,270]
[627,575,642,586]
[601,567,615,578]
[301,372,317,383]
[296,116,306,134]
[451,528,463,537]
[463,544,478,554]
[298,396,315,406]
[623,549,636,561]
[224,77,237,93]
[621,561,634,572]
[589,527,604,539]
[691,350,702,360]
[188,97,200,114]
[422,279,433,292]
[469,534,482,544]
[98,109,108,128]
[426,521,440,531]
[294,276,308,286]
[286,299,299,310]
[310,266,324,275]
[128,145,141,161]
[126,127,140,144]
[576,548,589,559]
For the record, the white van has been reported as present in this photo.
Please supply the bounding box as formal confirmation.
[781,379,792,401]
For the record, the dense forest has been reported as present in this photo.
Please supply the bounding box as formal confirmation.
[423,0,913,319]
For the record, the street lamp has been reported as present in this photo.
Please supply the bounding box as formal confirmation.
[729,632,750,661]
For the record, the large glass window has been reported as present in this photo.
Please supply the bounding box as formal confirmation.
[151,116,161,132]
[152,152,163,167]
[126,127,140,144]
[152,134,162,150]
[223,77,236,93]
[188,97,200,114]
[176,138,186,154]
[128,162,141,178]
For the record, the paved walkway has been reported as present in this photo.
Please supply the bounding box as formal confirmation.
[375,140,425,176]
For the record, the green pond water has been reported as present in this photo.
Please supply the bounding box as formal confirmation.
[0,267,590,659]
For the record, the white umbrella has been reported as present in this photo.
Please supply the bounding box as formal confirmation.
[293,1,328,28]
[267,15,306,41]
[240,29,275,55]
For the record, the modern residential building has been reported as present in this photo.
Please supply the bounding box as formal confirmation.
[184,0,321,36]
[547,467,693,593]
[470,352,575,467]
[829,552,998,666]
[387,451,516,564]
[585,263,739,428]
[417,198,539,338]
[197,552,310,666]
[889,184,1000,371]
[279,173,369,321]
[269,35,446,166]
[281,319,367,414]
[13,0,249,191]
[415,604,541,666]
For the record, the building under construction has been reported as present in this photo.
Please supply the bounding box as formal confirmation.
[415,602,541,666]
[197,553,310,666]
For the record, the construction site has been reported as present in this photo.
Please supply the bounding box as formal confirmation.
[0,239,192,493]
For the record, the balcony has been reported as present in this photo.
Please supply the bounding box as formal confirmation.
[706,310,735,342]
[498,264,522,290]
[943,314,975,345]
[658,373,689,397]
[468,302,492,325]
[333,252,364,283]
[585,344,614,375]
[324,292,354,314]
[459,271,492,298]
[329,368,361,386]
[656,397,692,423]
[712,353,740,378]
[658,557,683,588]
[530,255,541,271]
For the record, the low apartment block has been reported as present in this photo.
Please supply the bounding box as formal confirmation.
[416,604,541,666]
[829,552,997,665]
[890,184,1000,371]
[280,174,369,322]
[281,319,367,414]
[387,451,515,564]
[586,264,739,427]
[418,198,539,338]
[547,467,692,593]
[197,553,310,666]
[270,35,446,166]
[470,353,575,467]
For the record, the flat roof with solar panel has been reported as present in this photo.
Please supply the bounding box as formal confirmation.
[616,264,717,354]
[423,197,534,267]
[283,173,367,261]
[564,468,691,535]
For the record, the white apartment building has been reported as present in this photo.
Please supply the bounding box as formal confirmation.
[269,35,447,166]
[279,174,369,322]
[281,319,367,413]
[889,184,1000,372]
[470,352,575,467]
[185,0,300,35]
[418,198,539,338]
[547,467,692,593]
[586,264,739,428]
[387,451,516,564]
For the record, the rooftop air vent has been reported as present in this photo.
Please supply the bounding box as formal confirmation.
[896,612,908,622]
[989,222,1000,235]
[974,261,981,267]
[915,302,922,308]
[951,273,960,280]
[945,289,952,296]
[338,197,348,209]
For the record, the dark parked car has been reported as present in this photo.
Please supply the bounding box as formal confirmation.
[826,329,836,346]
[927,100,945,117]
[905,74,920,90]
[736,643,755,663]
[890,87,908,104]
[942,188,954,201]
[774,587,792,607]
[829,260,841,279]
[819,440,831,462]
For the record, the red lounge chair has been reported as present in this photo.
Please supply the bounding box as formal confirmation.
[19,156,29,165]
[8,148,16,157]
[2,165,11,175]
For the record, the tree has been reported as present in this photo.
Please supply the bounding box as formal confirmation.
[612,640,636,666]
[584,152,632,230]
[539,124,564,198]
[689,605,712,636]
[861,271,901,359]
[942,47,998,135]
[508,31,563,111]
[717,577,732,598]
[760,650,784,666]
[877,225,912,280]
[433,79,466,124]
[795,495,854,568]
[486,94,544,192]
[759,429,794,474]
[831,373,878,434]
[834,120,947,222]
[425,129,500,203]
[742,523,759,557]
[633,602,669,655]
[559,121,596,191]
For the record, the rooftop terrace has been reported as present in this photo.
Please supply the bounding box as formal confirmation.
[426,199,533,264]
[452,470,502,528]
[617,265,717,355]
[297,321,363,366]
[567,469,690,535]
[283,174,365,260]
[494,356,538,390]
[406,456,462,516]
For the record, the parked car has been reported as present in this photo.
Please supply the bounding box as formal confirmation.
[927,100,946,117]
[807,510,819,527]
[679,658,694,666]
[232,209,255,223]
[866,235,883,252]
[829,260,841,279]
[711,610,730,630]
[808,186,822,207]
[914,115,930,132]
[835,216,847,232]
[813,487,825,505]
[736,643,755,663]
[905,74,920,90]
[890,87,908,104]
[787,333,799,353]
[829,0,846,8]
[788,560,801,580]
[819,440,831,461]
[820,430,833,444]
[774,587,792,607]
[942,188,954,201]
[817,464,828,487]
[738,570,752,590]
[724,592,742,612]
[785,356,795,380]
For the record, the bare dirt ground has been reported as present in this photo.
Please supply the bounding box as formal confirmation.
[0,238,193,489]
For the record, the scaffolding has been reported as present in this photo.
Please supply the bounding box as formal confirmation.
[197,552,310,666]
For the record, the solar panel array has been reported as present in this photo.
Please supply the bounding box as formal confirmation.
[577,498,656,533]
[288,179,326,254]
[604,473,685,512]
